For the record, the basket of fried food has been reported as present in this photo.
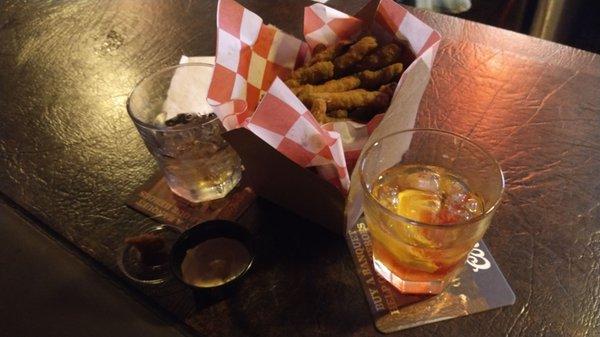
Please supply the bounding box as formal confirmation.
[285,35,406,125]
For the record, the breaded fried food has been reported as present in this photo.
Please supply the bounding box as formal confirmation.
[347,83,396,122]
[310,98,329,124]
[334,36,378,73]
[358,63,403,89]
[309,89,390,111]
[310,99,349,124]
[327,109,348,119]
[354,43,402,72]
[294,75,361,96]
[289,61,334,85]
[290,85,304,96]
[309,41,352,65]
[288,34,409,124]
[378,81,398,97]
[285,78,302,88]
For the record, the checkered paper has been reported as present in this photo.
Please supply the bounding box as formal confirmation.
[208,0,309,123]
[208,0,441,192]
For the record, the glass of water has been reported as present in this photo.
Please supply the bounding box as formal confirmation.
[127,63,242,203]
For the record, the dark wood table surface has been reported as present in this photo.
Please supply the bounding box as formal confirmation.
[1,1,599,336]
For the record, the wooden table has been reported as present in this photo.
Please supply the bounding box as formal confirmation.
[1,1,598,336]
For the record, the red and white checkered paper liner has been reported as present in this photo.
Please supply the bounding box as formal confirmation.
[208,0,440,192]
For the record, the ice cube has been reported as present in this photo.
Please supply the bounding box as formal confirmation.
[441,174,469,207]
[441,174,468,195]
[371,183,400,211]
[446,191,467,206]
[405,168,441,193]
[442,206,471,222]
[464,196,483,215]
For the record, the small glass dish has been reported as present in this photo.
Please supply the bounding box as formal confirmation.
[118,223,182,284]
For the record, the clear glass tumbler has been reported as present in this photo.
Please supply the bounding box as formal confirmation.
[359,129,504,294]
[127,63,242,203]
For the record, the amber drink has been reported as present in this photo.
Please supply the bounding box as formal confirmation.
[360,130,504,294]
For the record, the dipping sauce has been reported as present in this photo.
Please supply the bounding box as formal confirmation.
[181,237,252,288]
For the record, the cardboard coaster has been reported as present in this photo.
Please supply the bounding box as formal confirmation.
[126,172,255,229]
[346,219,515,333]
